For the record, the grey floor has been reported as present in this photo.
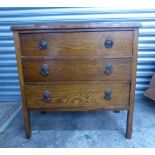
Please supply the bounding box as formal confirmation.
[0,99,155,147]
[0,103,19,130]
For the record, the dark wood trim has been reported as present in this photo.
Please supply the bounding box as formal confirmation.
[13,32,31,139]
[16,28,136,34]
[126,28,139,139]
[24,81,132,85]
[29,107,129,111]
[11,22,142,31]
[21,56,134,60]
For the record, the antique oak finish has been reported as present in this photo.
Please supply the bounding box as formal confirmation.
[22,59,132,82]
[11,22,141,139]
[24,83,130,110]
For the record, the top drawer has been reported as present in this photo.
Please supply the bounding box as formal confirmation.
[20,31,133,58]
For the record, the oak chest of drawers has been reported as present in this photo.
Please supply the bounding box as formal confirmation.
[11,22,141,139]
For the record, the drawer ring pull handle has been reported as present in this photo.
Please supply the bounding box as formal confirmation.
[39,39,47,49]
[104,39,113,48]
[41,64,49,76]
[104,89,112,100]
[42,91,51,102]
[104,64,113,75]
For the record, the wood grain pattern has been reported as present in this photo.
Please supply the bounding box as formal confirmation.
[11,22,142,31]
[22,58,132,82]
[126,28,139,139]
[24,83,130,110]
[11,22,140,139]
[20,31,133,57]
[13,31,31,139]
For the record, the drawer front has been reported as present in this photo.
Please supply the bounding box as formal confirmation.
[20,31,133,58]
[23,59,132,82]
[24,83,130,110]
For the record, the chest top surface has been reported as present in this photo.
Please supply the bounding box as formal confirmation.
[11,22,141,31]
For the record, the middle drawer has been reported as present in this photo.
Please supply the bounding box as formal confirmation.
[22,58,132,82]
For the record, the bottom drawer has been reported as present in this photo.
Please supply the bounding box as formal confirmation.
[24,83,130,110]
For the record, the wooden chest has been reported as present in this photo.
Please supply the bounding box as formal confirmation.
[11,22,141,139]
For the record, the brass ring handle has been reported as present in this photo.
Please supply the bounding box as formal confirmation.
[104,89,112,100]
[40,64,49,76]
[104,64,112,75]
[39,39,47,49]
[42,91,51,102]
[104,39,113,48]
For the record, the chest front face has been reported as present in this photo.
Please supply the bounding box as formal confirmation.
[19,28,135,110]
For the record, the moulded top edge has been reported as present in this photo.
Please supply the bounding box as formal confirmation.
[11,22,142,31]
